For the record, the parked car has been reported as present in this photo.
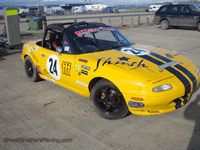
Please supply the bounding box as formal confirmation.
[19,12,26,18]
[0,15,4,20]
[153,4,200,31]
[56,11,64,15]
[113,8,119,13]
[86,10,94,14]
[101,7,114,13]
[21,21,199,119]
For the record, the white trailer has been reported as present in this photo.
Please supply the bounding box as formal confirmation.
[149,5,162,12]
[84,4,107,11]
[74,6,84,13]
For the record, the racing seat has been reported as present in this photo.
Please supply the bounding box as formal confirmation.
[49,32,63,51]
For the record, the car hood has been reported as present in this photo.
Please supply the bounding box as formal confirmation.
[77,44,193,83]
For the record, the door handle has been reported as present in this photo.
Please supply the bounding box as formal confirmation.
[180,15,184,17]
[41,54,45,57]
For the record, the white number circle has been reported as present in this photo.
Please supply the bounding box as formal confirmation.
[46,55,61,80]
[121,47,150,56]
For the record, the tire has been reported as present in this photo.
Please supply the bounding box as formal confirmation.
[197,22,200,32]
[90,79,129,119]
[160,19,170,30]
[24,56,40,82]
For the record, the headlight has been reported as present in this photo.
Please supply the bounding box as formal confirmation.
[152,84,173,92]
[196,68,199,75]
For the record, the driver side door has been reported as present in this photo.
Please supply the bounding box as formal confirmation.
[39,48,76,87]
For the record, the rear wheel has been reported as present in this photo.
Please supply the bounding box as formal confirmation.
[24,56,40,82]
[197,22,200,32]
[90,79,129,119]
[160,20,170,30]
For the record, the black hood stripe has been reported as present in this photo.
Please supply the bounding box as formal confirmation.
[139,55,191,95]
[150,52,197,91]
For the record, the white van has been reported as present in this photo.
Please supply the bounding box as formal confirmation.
[149,5,162,12]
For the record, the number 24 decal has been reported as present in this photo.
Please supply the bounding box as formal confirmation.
[47,55,60,80]
[49,58,58,76]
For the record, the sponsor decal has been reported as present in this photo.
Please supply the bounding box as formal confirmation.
[81,65,90,70]
[32,46,39,50]
[128,101,145,108]
[46,55,61,80]
[94,56,147,72]
[64,46,70,52]
[75,27,116,35]
[120,47,150,56]
[165,53,174,59]
[26,44,31,52]
[75,63,81,76]
[44,77,55,83]
[36,65,43,74]
[79,59,88,63]
[81,70,88,75]
[76,80,87,87]
[62,61,71,76]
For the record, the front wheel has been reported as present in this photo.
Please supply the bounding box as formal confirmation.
[90,79,129,119]
[24,56,40,82]
[160,20,170,30]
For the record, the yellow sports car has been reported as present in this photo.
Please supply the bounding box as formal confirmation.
[21,21,200,119]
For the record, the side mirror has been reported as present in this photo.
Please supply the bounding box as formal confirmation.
[56,46,62,54]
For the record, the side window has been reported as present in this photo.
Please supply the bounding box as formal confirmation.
[159,6,168,12]
[189,5,199,12]
[169,6,179,13]
[180,6,189,13]
[48,30,62,51]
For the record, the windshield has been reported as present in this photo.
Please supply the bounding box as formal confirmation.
[72,27,134,54]
[189,5,200,12]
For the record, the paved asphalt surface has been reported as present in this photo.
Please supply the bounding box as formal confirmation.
[0,18,200,150]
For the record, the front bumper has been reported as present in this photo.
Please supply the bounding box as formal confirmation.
[124,77,199,116]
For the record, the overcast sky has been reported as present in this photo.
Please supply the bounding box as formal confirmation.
[1,0,177,6]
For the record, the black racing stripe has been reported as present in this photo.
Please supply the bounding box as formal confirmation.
[139,55,191,95]
[150,52,197,91]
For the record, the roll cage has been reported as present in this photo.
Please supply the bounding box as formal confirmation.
[41,21,112,54]
[41,21,133,54]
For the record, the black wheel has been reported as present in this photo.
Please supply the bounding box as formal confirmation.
[197,22,200,32]
[160,20,170,30]
[90,79,129,119]
[24,56,40,82]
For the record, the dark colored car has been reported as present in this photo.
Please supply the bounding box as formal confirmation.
[101,7,114,13]
[86,10,94,14]
[19,12,26,18]
[153,4,200,31]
